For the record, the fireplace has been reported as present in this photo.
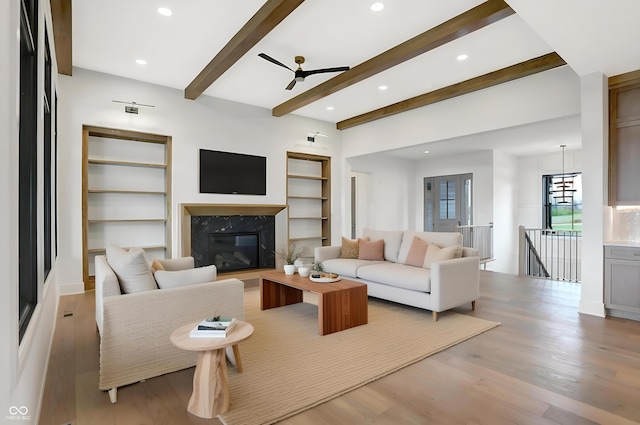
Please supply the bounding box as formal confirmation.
[190,213,277,271]
[209,232,259,272]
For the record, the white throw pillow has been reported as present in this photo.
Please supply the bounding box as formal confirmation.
[106,245,158,294]
[154,265,217,289]
[422,244,458,269]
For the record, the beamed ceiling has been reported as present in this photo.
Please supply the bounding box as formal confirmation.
[52,0,639,133]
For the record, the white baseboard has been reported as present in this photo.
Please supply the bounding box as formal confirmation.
[58,282,85,295]
[578,299,606,317]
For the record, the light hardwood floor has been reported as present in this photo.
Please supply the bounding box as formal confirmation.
[39,272,640,425]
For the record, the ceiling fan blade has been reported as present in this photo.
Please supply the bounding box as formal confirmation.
[258,53,294,72]
[301,66,350,78]
[285,79,297,90]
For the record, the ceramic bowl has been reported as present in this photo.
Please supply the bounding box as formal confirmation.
[298,266,311,277]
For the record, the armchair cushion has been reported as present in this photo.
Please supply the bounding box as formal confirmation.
[106,245,157,294]
[154,264,217,289]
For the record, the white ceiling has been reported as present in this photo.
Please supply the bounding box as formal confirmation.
[71,0,640,157]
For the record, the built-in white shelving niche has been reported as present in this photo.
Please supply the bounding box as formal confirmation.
[286,152,331,259]
[82,126,172,289]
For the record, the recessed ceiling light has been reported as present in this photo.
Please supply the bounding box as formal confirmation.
[424,150,430,154]
[136,59,147,65]
[371,2,384,12]
[378,85,388,91]
[157,7,172,16]
[457,54,468,61]
[326,106,335,111]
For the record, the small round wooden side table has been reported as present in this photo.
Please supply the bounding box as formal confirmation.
[170,320,254,419]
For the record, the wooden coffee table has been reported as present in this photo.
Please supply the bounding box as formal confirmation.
[260,270,368,335]
[170,320,253,419]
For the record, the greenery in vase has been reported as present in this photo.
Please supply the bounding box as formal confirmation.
[274,244,311,265]
[312,261,324,272]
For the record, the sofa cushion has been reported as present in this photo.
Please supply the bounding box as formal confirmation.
[358,238,384,261]
[154,265,217,289]
[106,245,158,294]
[405,236,429,267]
[340,237,359,259]
[423,244,458,269]
[397,231,463,263]
[363,229,404,262]
[357,263,432,293]
[321,258,385,278]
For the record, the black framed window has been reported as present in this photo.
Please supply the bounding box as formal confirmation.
[543,173,582,232]
[19,0,39,341]
[44,28,52,279]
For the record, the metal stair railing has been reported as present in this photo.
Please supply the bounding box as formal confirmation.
[518,225,581,282]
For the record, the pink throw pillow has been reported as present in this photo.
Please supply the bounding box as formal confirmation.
[358,238,384,261]
[405,236,429,267]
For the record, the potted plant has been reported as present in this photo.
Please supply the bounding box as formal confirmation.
[275,244,310,275]
[309,261,324,278]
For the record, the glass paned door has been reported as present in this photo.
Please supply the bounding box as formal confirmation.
[424,173,473,232]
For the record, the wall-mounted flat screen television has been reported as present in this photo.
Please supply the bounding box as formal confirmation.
[199,149,267,195]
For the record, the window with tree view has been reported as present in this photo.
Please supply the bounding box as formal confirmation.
[543,173,582,232]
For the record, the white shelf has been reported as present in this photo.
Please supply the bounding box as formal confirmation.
[88,158,166,168]
[287,174,327,181]
[88,218,167,223]
[286,153,331,251]
[88,189,166,195]
[82,126,172,287]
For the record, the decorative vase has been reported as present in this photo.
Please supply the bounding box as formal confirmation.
[283,264,296,275]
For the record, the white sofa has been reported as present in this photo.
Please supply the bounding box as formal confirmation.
[315,229,479,321]
[95,254,245,403]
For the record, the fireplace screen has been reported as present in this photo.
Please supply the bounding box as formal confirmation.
[208,233,259,272]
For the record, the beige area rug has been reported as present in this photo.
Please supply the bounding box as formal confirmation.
[218,289,499,425]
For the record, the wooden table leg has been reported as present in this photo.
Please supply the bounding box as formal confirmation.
[188,348,230,418]
[232,344,243,373]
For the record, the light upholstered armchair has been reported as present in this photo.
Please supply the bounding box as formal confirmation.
[94,252,245,403]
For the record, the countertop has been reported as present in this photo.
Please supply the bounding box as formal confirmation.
[604,240,640,247]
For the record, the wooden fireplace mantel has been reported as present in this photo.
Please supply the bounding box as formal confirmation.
[180,203,287,257]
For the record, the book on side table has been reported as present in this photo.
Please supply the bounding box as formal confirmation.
[190,317,238,338]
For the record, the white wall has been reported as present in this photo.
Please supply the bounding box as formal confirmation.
[516,148,582,229]
[57,68,344,288]
[1,1,60,423]
[492,150,518,274]
[579,72,609,317]
[346,155,415,232]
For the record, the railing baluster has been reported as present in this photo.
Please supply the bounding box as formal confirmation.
[521,227,581,283]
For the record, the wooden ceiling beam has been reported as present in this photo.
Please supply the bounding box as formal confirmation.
[272,0,514,117]
[184,0,305,100]
[336,52,567,130]
[51,0,72,76]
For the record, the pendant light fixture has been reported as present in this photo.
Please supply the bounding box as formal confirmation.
[550,145,576,204]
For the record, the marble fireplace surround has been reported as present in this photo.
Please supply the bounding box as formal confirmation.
[180,204,287,272]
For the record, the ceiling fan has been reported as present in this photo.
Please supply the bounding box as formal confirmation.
[258,53,350,90]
